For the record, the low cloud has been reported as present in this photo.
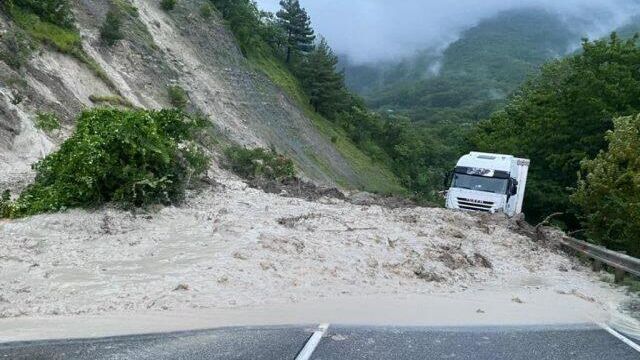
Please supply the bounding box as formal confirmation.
[255,0,640,63]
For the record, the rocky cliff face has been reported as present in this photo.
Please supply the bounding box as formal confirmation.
[0,0,398,193]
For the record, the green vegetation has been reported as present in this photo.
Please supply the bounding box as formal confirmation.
[100,9,125,46]
[200,3,213,18]
[7,4,82,54]
[1,109,208,218]
[167,85,188,109]
[160,0,177,11]
[224,146,296,181]
[572,114,640,257]
[9,0,75,29]
[347,9,575,125]
[0,28,33,69]
[35,112,61,133]
[469,34,640,228]
[89,94,135,108]
[276,0,315,64]
[4,0,118,91]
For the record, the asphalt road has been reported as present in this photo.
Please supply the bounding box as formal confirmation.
[0,324,638,360]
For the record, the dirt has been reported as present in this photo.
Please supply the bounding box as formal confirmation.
[0,166,634,321]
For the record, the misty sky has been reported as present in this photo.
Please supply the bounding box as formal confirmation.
[255,0,640,63]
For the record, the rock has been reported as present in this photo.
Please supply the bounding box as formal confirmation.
[173,284,189,291]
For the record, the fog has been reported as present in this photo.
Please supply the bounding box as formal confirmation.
[255,0,640,63]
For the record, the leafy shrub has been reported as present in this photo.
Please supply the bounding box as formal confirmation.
[35,112,61,133]
[4,109,208,218]
[572,114,640,257]
[7,0,75,29]
[100,9,124,46]
[0,29,33,69]
[7,5,81,54]
[0,190,11,218]
[200,3,213,18]
[160,0,177,11]
[224,146,296,181]
[167,85,188,109]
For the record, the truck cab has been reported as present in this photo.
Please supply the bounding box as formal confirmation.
[445,152,530,217]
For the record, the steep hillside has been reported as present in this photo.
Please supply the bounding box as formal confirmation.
[344,8,577,124]
[0,0,402,194]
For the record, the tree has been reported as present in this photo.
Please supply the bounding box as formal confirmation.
[468,33,640,224]
[571,114,640,257]
[160,0,176,11]
[276,0,315,64]
[210,0,263,55]
[299,38,346,118]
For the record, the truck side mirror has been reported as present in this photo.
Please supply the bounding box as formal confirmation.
[509,179,518,196]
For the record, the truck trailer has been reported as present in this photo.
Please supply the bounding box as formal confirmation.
[445,152,530,217]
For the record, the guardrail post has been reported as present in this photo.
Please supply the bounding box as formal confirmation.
[592,260,603,272]
[614,268,626,284]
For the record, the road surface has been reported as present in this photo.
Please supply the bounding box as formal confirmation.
[1,324,639,360]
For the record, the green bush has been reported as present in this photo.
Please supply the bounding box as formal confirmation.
[200,3,213,18]
[0,29,33,69]
[224,146,296,181]
[100,10,124,46]
[167,85,188,109]
[35,112,61,133]
[160,0,176,11]
[572,114,640,257]
[4,108,208,218]
[8,0,75,29]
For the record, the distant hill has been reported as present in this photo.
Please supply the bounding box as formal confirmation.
[343,8,580,124]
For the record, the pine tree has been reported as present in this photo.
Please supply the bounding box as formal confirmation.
[276,0,315,64]
[300,38,347,118]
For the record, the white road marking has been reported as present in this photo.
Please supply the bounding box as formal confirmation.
[295,323,330,360]
[598,322,640,353]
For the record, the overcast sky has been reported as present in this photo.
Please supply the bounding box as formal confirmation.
[255,0,640,63]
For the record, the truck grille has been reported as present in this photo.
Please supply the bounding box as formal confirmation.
[456,197,494,212]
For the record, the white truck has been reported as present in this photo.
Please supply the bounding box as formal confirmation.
[445,152,530,217]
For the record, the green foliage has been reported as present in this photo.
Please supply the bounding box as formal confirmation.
[276,0,315,63]
[167,85,188,109]
[224,146,296,181]
[100,9,124,46]
[298,38,347,118]
[160,0,177,11]
[210,0,268,56]
[0,28,33,69]
[571,114,640,257]
[35,112,61,133]
[7,4,81,54]
[347,9,575,126]
[5,2,118,91]
[469,33,640,224]
[200,3,213,18]
[8,0,75,29]
[3,109,208,218]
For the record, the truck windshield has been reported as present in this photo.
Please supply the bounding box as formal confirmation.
[452,173,509,194]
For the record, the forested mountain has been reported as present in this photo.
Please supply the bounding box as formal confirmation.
[343,8,578,125]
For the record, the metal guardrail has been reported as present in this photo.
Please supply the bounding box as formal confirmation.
[557,236,640,283]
